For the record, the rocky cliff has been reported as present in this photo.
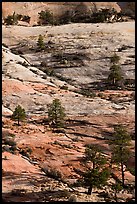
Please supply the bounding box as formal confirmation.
[2,2,122,25]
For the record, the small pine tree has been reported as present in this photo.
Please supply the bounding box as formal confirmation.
[83,167,110,195]
[107,53,123,88]
[47,98,66,128]
[11,105,26,126]
[84,144,107,169]
[37,34,44,50]
[108,64,123,86]
[109,124,132,187]
[110,53,120,64]
[79,144,110,194]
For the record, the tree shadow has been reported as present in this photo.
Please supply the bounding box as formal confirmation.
[2,189,71,202]
[66,119,101,128]
[2,171,71,202]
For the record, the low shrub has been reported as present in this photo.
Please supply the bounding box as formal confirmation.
[21,15,30,23]
[4,12,23,25]
[42,167,62,180]
[98,92,104,98]
[43,67,55,76]
[68,195,77,202]
[19,147,32,158]
[78,88,96,98]
[4,139,16,147]
[38,10,54,25]
[60,85,68,90]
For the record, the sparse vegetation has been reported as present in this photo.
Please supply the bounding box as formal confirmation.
[19,147,32,158]
[111,181,123,202]
[4,12,19,25]
[38,10,54,25]
[2,133,17,154]
[108,124,132,187]
[110,53,120,64]
[37,34,45,50]
[76,144,110,195]
[47,98,66,128]
[41,167,62,180]
[4,13,30,25]
[11,105,26,126]
[77,88,96,98]
[98,92,104,98]
[107,53,123,88]
[2,4,135,201]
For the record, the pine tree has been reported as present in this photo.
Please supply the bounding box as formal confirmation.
[110,53,120,64]
[79,144,110,194]
[37,34,44,50]
[47,98,66,128]
[11,105,26,126]
[109,124,132,187]
[108,53,123,87]
[108,64,123,86]
[84,144,107,170]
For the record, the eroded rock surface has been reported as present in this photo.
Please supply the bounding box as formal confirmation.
[2,16,135,202]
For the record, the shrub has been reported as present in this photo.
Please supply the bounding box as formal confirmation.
[60,85,68,90]
[4,12,21,25]
[11,105,26,126]
[19,147,32,158]
[108,64,123,87]
[3,137,17,154]
[37,34,45,50]
[47,98,66,128]
[78,88,96,98]
[98,92,104,98]
[38,10,54,25]
[21,15,30,23]
[2,43,8,48]
[110,53,120,64]
[68,195,77,202]
[42,167,62,180]
[44,67,55,76]
[59,10,74,24]
[4,139,16,147]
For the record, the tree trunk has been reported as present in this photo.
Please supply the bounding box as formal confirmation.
[17,117,20,126]
[121,162,125,187]
[87,185,93,195]
[114,191,118,202]
[113,77,115,85]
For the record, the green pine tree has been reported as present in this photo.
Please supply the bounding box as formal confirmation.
[47,98,66,128]
[37,34,44,50]
[79,144,110,194]
[11,105,26,126]
[109,124,132,187]
[110,53,120,64]
[107,53,123,88]
[108,64,123,86]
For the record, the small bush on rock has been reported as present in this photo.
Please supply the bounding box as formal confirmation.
[11,105,26,126]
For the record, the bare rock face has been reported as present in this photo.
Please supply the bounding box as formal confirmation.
[117,2,135,15]
[2,2,121,25]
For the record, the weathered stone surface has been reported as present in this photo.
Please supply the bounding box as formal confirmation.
[2,2,122,25]
[2,5,135,202]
